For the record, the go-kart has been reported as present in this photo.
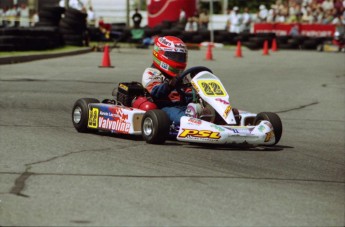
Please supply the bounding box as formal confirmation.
[317,31,345,52]
[72,66,282,146]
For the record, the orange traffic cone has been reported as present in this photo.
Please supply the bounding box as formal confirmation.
[235,41,242,58]
[205,43,213,60]
[262,40,269,56]
[99,45,114,68]
[271,38,278,52]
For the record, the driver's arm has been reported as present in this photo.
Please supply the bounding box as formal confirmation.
[142,68,172,99]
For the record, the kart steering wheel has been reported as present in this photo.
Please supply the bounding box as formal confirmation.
[174,66,213,94]
[173,66,213,105]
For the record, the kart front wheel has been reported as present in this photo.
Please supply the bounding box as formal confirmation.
[142,109,171,144]
[255,112,283,145]
[72,98,100,133]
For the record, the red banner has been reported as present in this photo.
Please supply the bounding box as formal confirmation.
[254,23,336,37]
[147,0,196,28]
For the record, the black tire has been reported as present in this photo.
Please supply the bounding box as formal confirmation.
[142,109,171,144]
[64,8,87,21]
[254,112,283,145]
[72,98,100,133]
[242,41,261,50]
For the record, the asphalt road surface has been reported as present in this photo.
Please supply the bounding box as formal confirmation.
[0,47,344,226]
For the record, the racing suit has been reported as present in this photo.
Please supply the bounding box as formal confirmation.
[142,67,186,125]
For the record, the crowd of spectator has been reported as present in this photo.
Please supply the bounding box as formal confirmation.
[255,0,344,24]
[1,0,344,35]
[225,0,345,33]
[182,0,345,34]
[0,3,33,28]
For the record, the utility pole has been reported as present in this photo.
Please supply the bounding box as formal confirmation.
[126,0,130,28]
[209,0,214,43]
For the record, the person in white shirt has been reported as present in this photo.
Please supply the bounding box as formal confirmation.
[258,4,268,22]
[241,7,252,33]
[228,6,242,33]
[185,17,198,32]
[19,3,29,27]
[87,6,96,26]
[322,0,334,11]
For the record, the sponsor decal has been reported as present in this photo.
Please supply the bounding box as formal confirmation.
[109,106,129,121]
[197,80,226,97]
[88,106,131,133]
[179,129,221,139]
[230,128,239,133]
[223,105,232,118]
[98,117,130,133]
[265,131,275,142]
[210,124,225,132]
[215,98,230,105]
[160,37,172,46]
[191,81,199,92]
[99,111,110,116]
[188,118,202,125]
[258,125,266,132]
[160,61,169,70]
[175,43,186,49]
[119,83,128,91]
[88,108,99,128]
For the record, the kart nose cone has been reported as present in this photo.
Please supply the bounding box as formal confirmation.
[73,106,82,123]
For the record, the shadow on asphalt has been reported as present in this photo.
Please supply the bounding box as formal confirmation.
[94,131,293,152]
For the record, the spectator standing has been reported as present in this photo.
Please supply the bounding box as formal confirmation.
[275,10,287,22]
[228,6,242,33]
[198,9,209,31]
[301,8,313,23]
[179,8,186,24]
[132,8,142,28]
[185,17,198,31]
[6,5,17,27]
[267,4,277,22]
[30,10,39,27]
[321,0,334,11]
[289,24,300,36]
[241,7,252,33]
[13,4,20,27]
[19,3,29,27]
[314,6,325,23]
[258,4,268,22]
[322,8,335,23]
[98,17,111,39]
[87,6,96,26]
[69,0,84,10]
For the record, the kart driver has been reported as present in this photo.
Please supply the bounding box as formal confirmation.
[142,36,191,125]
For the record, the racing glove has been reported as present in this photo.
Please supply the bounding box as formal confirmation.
[168,77,178,89]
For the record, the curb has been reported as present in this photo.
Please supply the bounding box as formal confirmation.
[0,48,93,65]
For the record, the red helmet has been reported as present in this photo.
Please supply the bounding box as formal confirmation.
[153,36,188,77]
[132,96,157,111]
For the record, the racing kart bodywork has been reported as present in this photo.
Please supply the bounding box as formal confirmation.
[317,30,345,52]
[72,66,282,147]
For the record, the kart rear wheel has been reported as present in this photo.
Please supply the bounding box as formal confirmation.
[254,112,283,145]
[72,98,100,133]
[142,109,171,144]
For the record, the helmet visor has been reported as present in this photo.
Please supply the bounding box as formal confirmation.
[164,51,187,63]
